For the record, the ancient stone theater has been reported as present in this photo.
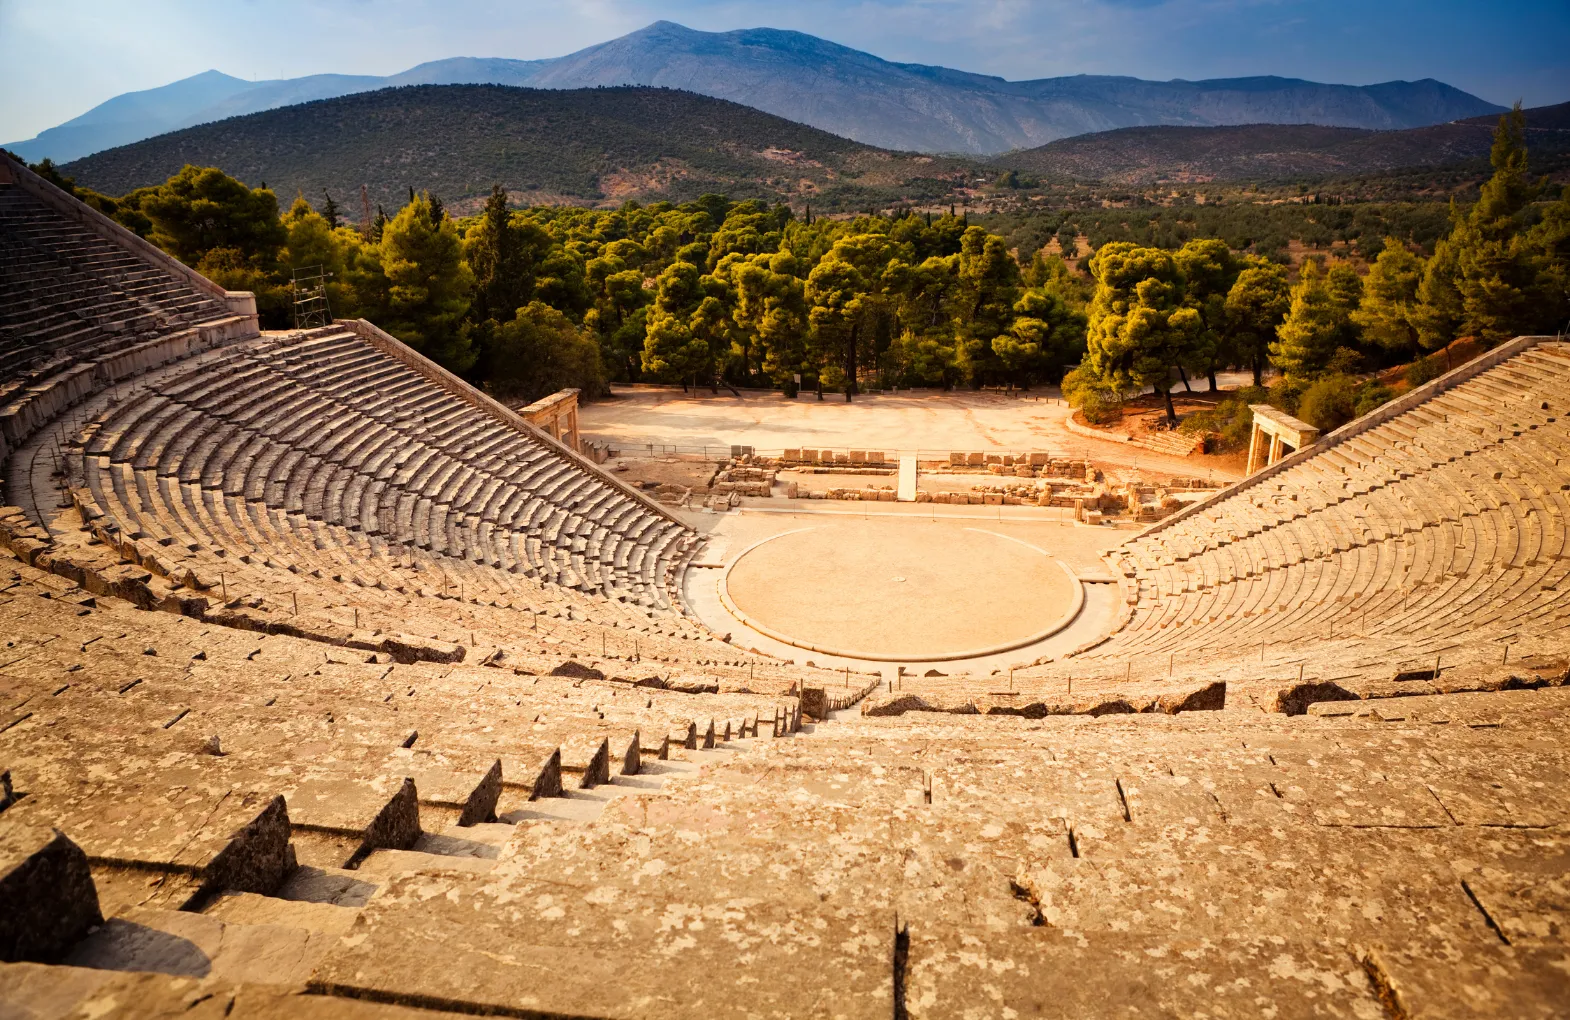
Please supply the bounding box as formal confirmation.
[1,159,1566,1018]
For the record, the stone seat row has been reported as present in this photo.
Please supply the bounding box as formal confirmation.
[1118,539,1560,655]
[1130,345,1570,569]
[0,185,230,388]
[70,330,692,606]
[0,561,801,918]
[24,483,811,698]
[131,701,1564,1020]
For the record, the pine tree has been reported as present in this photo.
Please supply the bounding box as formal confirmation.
[1351,239,1425,355]
[1454,104,1544,342]
[464,184,551,322]
[1082,243,1203,422]
[379,192,475,372]
[321,191,340,230]
[1224,260,1290,386]
[1270,260,1345,381]
[1415,104,1547,346]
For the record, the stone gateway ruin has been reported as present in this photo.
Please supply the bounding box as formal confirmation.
[1,159,1567,1017]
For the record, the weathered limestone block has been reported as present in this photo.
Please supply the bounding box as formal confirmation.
[1273,680,1359,716]
[861,692,977,716]
[0,964,462,1019]
[862,693,942,716]
[381,749,502,827]
[1368,944,1570,1020]
[312,841,896,1019]
[1151,680,1226,713]
[906,931,1383,1019]
[1433,659,1568,693]
[8,784,293,898]
[549,660,604,680]
[416,731,564,802]
[0,825,102,963]
[64,903,330,988]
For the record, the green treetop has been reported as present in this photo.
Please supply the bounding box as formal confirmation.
[1351,238,1426,355]
[379,192,475,372]
[1270,260,1353,381]
[1083,242,1203,422]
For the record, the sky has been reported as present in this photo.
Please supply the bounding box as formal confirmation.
[3,0,1566,142]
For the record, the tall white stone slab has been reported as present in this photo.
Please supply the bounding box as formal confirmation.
[897,455,917,502]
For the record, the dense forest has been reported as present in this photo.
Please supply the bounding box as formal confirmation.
[12,106,1568,445]
[984,199,1458,265]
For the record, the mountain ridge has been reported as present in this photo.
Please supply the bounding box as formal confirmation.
[991,102,1570,185]
[8,21,1506,161]
[57,84,973,212]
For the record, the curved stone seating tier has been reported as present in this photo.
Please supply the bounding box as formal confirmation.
[991,339,1570,703]
[0,182,255,481]
[0,558,801,929]
[46,328,697,615]
[0,184,232,397]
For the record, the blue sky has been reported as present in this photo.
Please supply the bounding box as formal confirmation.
[3,0,1565,142]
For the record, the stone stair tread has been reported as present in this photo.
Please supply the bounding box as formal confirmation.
[62,905,332,987]
[203,890,362,937]
[353,847,497,877]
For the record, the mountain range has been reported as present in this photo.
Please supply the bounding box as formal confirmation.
[7,21,1506,162]
[58,86,974,212]
[995,102,1570,185]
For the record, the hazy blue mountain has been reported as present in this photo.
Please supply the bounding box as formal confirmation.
[7,21,1507,162]
[6,70,258,163]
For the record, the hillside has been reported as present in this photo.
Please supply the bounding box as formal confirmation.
[10,21,1504,162]
[60,85,973,212]
[993,102,1570,184]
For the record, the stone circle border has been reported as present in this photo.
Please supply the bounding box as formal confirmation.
[715,525,1086,662]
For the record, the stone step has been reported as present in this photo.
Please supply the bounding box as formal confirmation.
[202,889,362,937]
[62,905,333,986]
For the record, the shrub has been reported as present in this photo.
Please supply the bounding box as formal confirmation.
[1297,374,1358,433]
[1062,365,1127,425]
[1178,387,1264,452]
[1327,346,1363,376]
[1406,355,1445,387]
[1267,377,1305,416]
[1353,381,1395,418]
[1080,389,1125,425]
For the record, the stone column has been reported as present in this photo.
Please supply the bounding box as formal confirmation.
[1246,423,1264,474]
[1267,433,1283,467]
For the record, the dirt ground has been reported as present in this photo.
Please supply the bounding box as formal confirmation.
[612,457,720,493]
[722,517,1079,660]
[682,503,1129,670]
[582,385,1247,483]
[1112,392,1223,438]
